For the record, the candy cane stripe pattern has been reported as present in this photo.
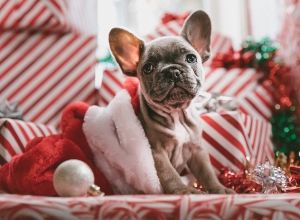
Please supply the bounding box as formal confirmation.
[0,0,69,32]
[0,31,98,128]
[0,194,299,219]
[0,118,58,165]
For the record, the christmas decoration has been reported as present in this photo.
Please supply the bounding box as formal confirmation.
[53,159,103,197]
[0,99,23,120]
[251,161,288,193]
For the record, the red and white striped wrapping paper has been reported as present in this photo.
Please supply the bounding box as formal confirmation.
[98,66,274,121]
[0,30,98,128]
[204,67,274,120]
[0,118,58,165]
[0,0,70,32]
[0,194,299,219]
[201,111,274,172]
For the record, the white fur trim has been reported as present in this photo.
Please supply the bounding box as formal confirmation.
[83,90,162,194]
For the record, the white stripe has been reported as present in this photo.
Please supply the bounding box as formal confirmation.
[1,36,48,93]
[46,83,96,126]
[99,85,116,104]
[246,94,271,119]
[7,119,28,146]
[0,143,12,163]
[256,85,273,104]
[203,139,240,171]
[102,73,124,93]
[0,31,30,63]
[203,68,226,90]
[27,122,44,137]
[37,124,53,136]
[238,99,264,119]
[0,0,15,22]
[207,68,241,94]
[1,35,58,98]
[15,121,36,141]
[2,34,76,99]
[30,62,94,123]
[16,36,94,110]
[201,116,246,164]
[1,127,22,154]
[222,69,257,96]
[24,54,94,120]
[166,21,182,34]
[18,2,49,28]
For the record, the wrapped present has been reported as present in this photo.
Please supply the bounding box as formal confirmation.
[0,118,58,165]
[204,67,274,120]
[200,111,274,172]
[0,194,299,219]
[0,30,98,127]
[0,0,70,32]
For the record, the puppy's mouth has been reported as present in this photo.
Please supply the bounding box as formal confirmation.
[161,86,195,107]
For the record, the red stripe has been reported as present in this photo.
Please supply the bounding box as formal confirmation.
[35,124,47,137]
[209,155,224,171]
[32,62,94,122]
[253,89,273,110]
[206,70,225,92]
[101,82,119,97]
[5,122,25,152]
[104,70,125,88]
[0,34,48,92]
[244,97,268,120]
[202,115,247,156]
[99,95,109,106]
[203,131,244,170]
[11,0,38,30]
[0,32,19,52]
[27,4,48,28]
[48,0,64,13]
[220,69,247,94]
[0,1,17,27]
[7,35,79,100]
[15,121,33,143]
[204,67,216,79]
[43,73,94,125]
[0,134,17,156]
[233,71,257,96]
[1,33,62,94]
[0,32,33,68]
[222,114,249,155]
[22,44,95,115]
[0,0,9,11]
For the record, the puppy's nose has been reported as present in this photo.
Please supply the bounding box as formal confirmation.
[167,68,181,81]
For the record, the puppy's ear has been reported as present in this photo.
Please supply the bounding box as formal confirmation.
[181,10,211,63]
[109,28,144,76]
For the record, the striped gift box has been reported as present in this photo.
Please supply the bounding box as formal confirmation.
[0,118,58,165]
[0,0,70,32]
[204,67,274,120]
[201,111,274,172]
[0,30,98,128]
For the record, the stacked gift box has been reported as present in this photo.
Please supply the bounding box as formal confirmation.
[0,0,98,129]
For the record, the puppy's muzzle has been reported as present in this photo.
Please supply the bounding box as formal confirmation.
[163,67,182,82]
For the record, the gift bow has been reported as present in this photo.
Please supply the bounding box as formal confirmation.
[0,99,23,120]
[194,92,237,113]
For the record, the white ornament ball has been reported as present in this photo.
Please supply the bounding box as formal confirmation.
[53,159,94,197]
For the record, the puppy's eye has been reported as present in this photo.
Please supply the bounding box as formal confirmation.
[186,54,197,63]
[143,63,154,74]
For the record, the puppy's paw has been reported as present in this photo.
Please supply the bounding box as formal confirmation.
[208,186,235,194]
[173,187,206,195]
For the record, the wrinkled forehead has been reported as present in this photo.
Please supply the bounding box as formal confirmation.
[141,36,196,62]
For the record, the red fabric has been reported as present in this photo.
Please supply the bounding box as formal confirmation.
[124,77,140,114]
[0,102,113,196]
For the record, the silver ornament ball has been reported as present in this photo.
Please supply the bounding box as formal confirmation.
[53,159,95,197]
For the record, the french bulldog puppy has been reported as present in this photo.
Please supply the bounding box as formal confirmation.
[109,10,234,194]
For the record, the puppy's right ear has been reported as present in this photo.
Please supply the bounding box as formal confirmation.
[109,28,144,76]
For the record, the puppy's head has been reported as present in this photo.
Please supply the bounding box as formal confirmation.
[109,10,211,110]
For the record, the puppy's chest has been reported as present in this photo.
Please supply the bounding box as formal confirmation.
[166,120,200,171]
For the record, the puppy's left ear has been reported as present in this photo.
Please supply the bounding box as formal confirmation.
[181,10,211,63]
[109,28,144,76]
